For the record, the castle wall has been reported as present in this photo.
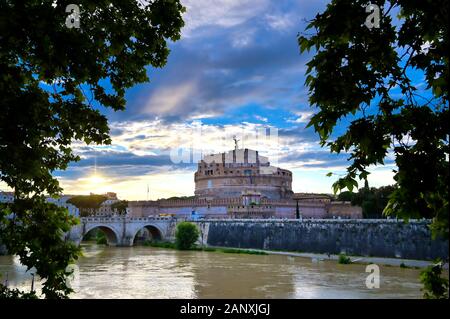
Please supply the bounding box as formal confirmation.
[195,174,292,199]
[128,198,362,219]
[194,148,293,200]
[128,201,160,217]
[296,205,328,218]
[274,206,295,218]
[327,202,363,219]
[158,206,228,217]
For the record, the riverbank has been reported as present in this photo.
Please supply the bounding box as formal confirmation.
[207,246,449,269]
[142,241,268,255]
[234,248,448,269]
[142,241,447,269]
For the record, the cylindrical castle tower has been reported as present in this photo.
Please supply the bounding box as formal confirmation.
[194,148,293,200]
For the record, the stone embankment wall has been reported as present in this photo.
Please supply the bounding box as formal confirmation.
[195,219,448,260]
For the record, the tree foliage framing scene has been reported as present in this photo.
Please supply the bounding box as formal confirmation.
[0,0,448,304]
[1,0,184,299]
[299,0,448,238]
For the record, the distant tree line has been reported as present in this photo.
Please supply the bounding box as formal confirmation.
[337,185,396,219]
[67,195,128,217]
[164,196,196,200]
[67,195,108,216]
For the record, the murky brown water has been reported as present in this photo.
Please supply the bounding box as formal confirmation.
[0,244,428,299]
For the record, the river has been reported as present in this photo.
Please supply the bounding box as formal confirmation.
[0,244,427,298]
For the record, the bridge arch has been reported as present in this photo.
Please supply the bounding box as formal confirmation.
[132,224,164,244]
[83,225,120,246]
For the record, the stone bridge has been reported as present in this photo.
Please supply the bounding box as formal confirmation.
[67,216,178,246]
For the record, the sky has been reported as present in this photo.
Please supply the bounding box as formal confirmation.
[3,0,399,200]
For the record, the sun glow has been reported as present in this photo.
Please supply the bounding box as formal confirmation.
[87,174,105,185]
[80,174,108,194]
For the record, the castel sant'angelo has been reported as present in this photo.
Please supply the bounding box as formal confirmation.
[129,141,362,219]
[194,142,293,200]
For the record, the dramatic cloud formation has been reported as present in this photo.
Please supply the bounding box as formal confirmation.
[0,0,397,199]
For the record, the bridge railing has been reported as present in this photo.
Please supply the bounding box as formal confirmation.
[188,217,432,224]
[79,216,432,224]
[80,216,175,223]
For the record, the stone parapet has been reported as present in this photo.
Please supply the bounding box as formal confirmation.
[195,219,448,260]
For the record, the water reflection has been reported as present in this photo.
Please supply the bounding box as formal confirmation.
[0,244,427,299]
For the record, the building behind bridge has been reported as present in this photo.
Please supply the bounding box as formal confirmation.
[1,146,362,219]
[0,191,80,217]
[128,146,362,219]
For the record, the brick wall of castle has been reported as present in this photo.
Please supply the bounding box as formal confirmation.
[128,198,362,219]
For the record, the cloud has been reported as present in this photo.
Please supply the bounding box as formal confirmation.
[265,13,296,31]
[52,0,398,199]
[57,165,195,200]
[231,28,257,48]
[109,1,316,124]
[254,115,268,122]
[286,111,314,123]
[181,0,270,37]
[57,117,396,199]
[279,149,350,170]
[142,81,198,116]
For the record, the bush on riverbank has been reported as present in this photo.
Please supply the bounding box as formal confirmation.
[420,259,449,299]
[338,253,352,264]
[175,222,200,250]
